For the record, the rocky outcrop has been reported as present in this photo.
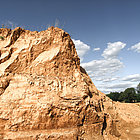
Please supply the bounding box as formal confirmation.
[0,27,140,139]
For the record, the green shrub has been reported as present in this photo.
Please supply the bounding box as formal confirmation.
[0,36,4,40]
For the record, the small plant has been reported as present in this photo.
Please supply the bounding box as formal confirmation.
[0,36,4,40]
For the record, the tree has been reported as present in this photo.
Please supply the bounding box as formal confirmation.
[118,92,124,102]
[119,88,137,103]
[106,92,120,101]
[136,83,140,102]
[136,83,140,94]
[136,94,140,102]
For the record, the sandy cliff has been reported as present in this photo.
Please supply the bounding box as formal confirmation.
[0,27,140,140]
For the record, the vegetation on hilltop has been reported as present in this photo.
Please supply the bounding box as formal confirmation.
[107,83,140,103]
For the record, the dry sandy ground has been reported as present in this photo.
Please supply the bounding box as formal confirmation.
[127,127,140,140]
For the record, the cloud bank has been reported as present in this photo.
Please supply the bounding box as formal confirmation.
[81,42,125,81]
[122,74,140,82]
[102,42,126,59]
[72,39,90,61]
[73,39,139,93]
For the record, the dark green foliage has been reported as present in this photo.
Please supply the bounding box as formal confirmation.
[136,94,140,102]
[119,88,136,103]
[107,86,140,103]
[136,83,140,102]
[0,36,4,40]
[106,92,120,101]
[136,83,140,94]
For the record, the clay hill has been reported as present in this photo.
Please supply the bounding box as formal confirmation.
[0,27,140,140]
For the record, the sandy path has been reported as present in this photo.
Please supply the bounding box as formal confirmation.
[128,127,140,140]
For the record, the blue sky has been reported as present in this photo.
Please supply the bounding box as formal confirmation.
[0,0,140,93]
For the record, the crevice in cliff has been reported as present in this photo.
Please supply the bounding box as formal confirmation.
[5,27,24,48]
[81,115,85,126]
[0,48,13,64]
[87,89,93,98]
[80,66,87,75]
[0,77,10,96]
[101,114,107,135]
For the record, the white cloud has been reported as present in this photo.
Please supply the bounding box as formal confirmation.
[81,41,125,81]
[80,41,128,93]
[93,48,100,51]
[129,42,140,53]
[122,74,140,82]
[81,58,123,81]
[96,74,140,93]
[105,82,135,89]
[102,42,126,59]
[102,77,119,82]
[72,39,90,61]
[98,82,136,93]
[73,40,138,94]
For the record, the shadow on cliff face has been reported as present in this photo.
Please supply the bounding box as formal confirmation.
[80,66,88,75]
[101,115,107,135]
[0,76,10,95]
